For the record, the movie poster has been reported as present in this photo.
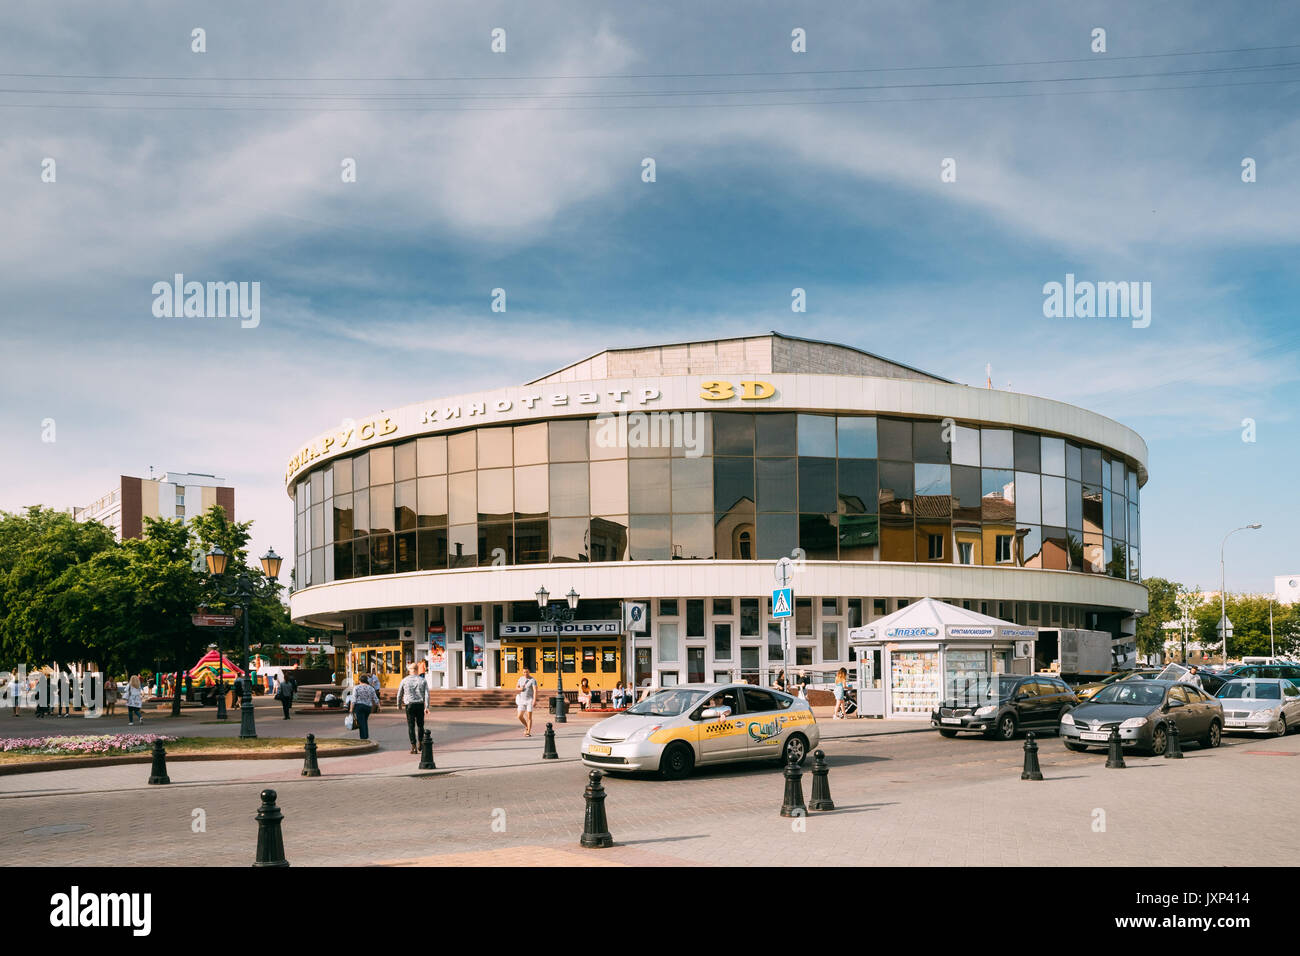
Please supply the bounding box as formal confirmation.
[427,626,446,672]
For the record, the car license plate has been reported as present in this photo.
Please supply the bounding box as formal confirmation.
[587,744,611,756]
[1225,721,1244,728]
[1080,731,1110,741]
[940,717,962,725]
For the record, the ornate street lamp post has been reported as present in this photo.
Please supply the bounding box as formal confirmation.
[536,586,579,723]
[205,546,283,739]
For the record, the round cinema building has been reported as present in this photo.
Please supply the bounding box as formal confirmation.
[285,333,1149,714]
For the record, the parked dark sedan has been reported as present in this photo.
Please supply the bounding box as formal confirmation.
[932,674,1078,741]
[1060,679,1223,755]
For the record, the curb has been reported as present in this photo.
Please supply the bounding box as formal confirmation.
[0,741,378,776]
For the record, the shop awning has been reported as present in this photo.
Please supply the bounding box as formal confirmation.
[848,597,1037,645]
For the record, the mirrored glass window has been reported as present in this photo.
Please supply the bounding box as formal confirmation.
[756,413,797,457]
[672,513,714,559]
[916,522,951,563]
[1082,446,1103,485]
[369,446,394,486]
[980,429,1013,469]
[1013,432,1040,472]
[353,488,369,538]
[333,459,353,495]
[1067,479,1083,530]
[837,417,877,458]
[549,462,589,518]
[797,414,836,457]
[839,514,878,560]
[448,431,476,473]
[914,421,950,464]
[757,458,796,512]
[1041,437,1065,476]
[630,458,671,513]
[1042,527,1069,570]
[838,459,877,515]
[1065,442,1082,482]
[981,470,1014,520]
[514,520,548,565]
[514,423,549,466]
[878,461,913,516]
[714,457,754,513]
[395,442,417,483]
[549,420,588,463]
[352,452,370,490]
[877,418,912,461]
[477,468,513,522]
[665,457,709,513]
[514,464,548,519]
[395,480,417,531]
[549,517,588,563]
[880,514,914,561]
[1041,475,1066,526]
[951,425,980,466]
[712,413,754,456]
[478,522,512,567]
[417,436,447,476]
[1018,524,1043,568]
[369,484,394,535]
[448,523,476,568]
[1015,472,1041,524]
[630,514,671,560]
[448,472,475,525]
[799,513,837,559]
[590,516,628,561]
[952,465,981,522]
[798,458,836,513]
[417,476,447,527]
[757,513,798,560]
[589,459,629,514]
[478,427,513,469]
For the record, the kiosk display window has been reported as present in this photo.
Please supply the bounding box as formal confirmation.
[944,649,991,707]
[891,650,939,714]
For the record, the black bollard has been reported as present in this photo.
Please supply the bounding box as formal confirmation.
[1105,726,1127,768]
[253,789,290,867]
[1164,718,1184,759]
[1021,731,1044,780]
[780,756,807,817]
[542,722,559,760]
[579,769,613,848]
[808,749,835,811]
[215,682,227,720]
[418,729,436,770]
[301,733,321,777]
[147,740,170,785]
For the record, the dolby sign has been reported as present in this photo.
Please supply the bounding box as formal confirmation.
[499,620,622,637]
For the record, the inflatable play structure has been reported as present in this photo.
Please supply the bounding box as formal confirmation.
[188,649,245,686]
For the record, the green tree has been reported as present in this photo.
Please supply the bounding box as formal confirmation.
[1193,595,1296,660]
[0,508,117,668]
[1135,576,1181,658]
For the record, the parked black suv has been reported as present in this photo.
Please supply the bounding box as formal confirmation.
[932,674,1078,740]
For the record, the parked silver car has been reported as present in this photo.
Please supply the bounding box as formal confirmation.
[1216,678,1300,736]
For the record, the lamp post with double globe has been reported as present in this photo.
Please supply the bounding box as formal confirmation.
[205,546,283,739]
[536,586,579,723]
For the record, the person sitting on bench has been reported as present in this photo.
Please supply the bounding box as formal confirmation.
[578,678,592,711]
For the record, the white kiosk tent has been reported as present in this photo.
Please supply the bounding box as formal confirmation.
[849,598,1038,719]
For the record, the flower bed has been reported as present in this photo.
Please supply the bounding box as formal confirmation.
[0,733,175,756]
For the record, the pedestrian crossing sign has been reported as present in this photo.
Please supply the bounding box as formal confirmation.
[772,588,793,619]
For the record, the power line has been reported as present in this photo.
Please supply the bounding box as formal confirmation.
[2,41,1298,83]
[1,73,1297,112]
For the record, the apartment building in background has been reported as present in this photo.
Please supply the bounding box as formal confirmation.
[71,471,234,540]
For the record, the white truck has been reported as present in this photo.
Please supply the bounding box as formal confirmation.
[1035,628,1136,679]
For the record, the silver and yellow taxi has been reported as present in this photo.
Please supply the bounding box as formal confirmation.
[580,683,819,779]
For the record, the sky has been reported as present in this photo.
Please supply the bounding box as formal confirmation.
[1,0,1297,595]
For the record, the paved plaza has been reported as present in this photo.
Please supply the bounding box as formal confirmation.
[3,699,1295,866]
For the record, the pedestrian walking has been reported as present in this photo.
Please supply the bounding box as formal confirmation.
[367,671,380,692]
[396,663,430,754]
[276,674,297,719]
[349,678,379,741]
[833,667,848,719]
[124,675,144,725]
[1183,665,1203,690]
[515,667,538,736]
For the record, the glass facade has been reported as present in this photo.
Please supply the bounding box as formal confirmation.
[293,413,1141,587]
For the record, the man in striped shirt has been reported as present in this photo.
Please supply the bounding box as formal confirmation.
[397,663,430,754]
